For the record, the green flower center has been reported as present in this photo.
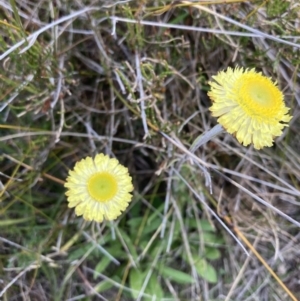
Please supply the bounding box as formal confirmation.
[236,73,283,118]
[87,172,118,202]
[248,83,272,105]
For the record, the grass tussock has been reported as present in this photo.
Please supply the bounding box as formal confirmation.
[0,1,300,300]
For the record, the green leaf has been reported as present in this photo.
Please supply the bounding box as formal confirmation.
[104,245,126,259]
[143,217,162,236]
[159,266,195,284]
[145,273,164,300]
[94,280,113,293]
[194,258,218,283]
[93,256,111,279]
[204,247,221,260]
[127,217,143,228]
[68,243,95,261]
[0,217,32,226]
[187,219,216,232]
[129,268,145,299]
[148,240,167,259]
[118,229,138,261]
[199,220,216,232]
[202,232,224,245]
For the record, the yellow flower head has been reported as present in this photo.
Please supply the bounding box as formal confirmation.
[65,153,133,222]
[208,67,292,149]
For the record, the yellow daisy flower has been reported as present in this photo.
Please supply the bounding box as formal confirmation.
[65,153,133,222]
[208,67,292,149]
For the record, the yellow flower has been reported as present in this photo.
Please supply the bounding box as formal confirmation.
[208,67,292,149]
[65,153,133,222]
